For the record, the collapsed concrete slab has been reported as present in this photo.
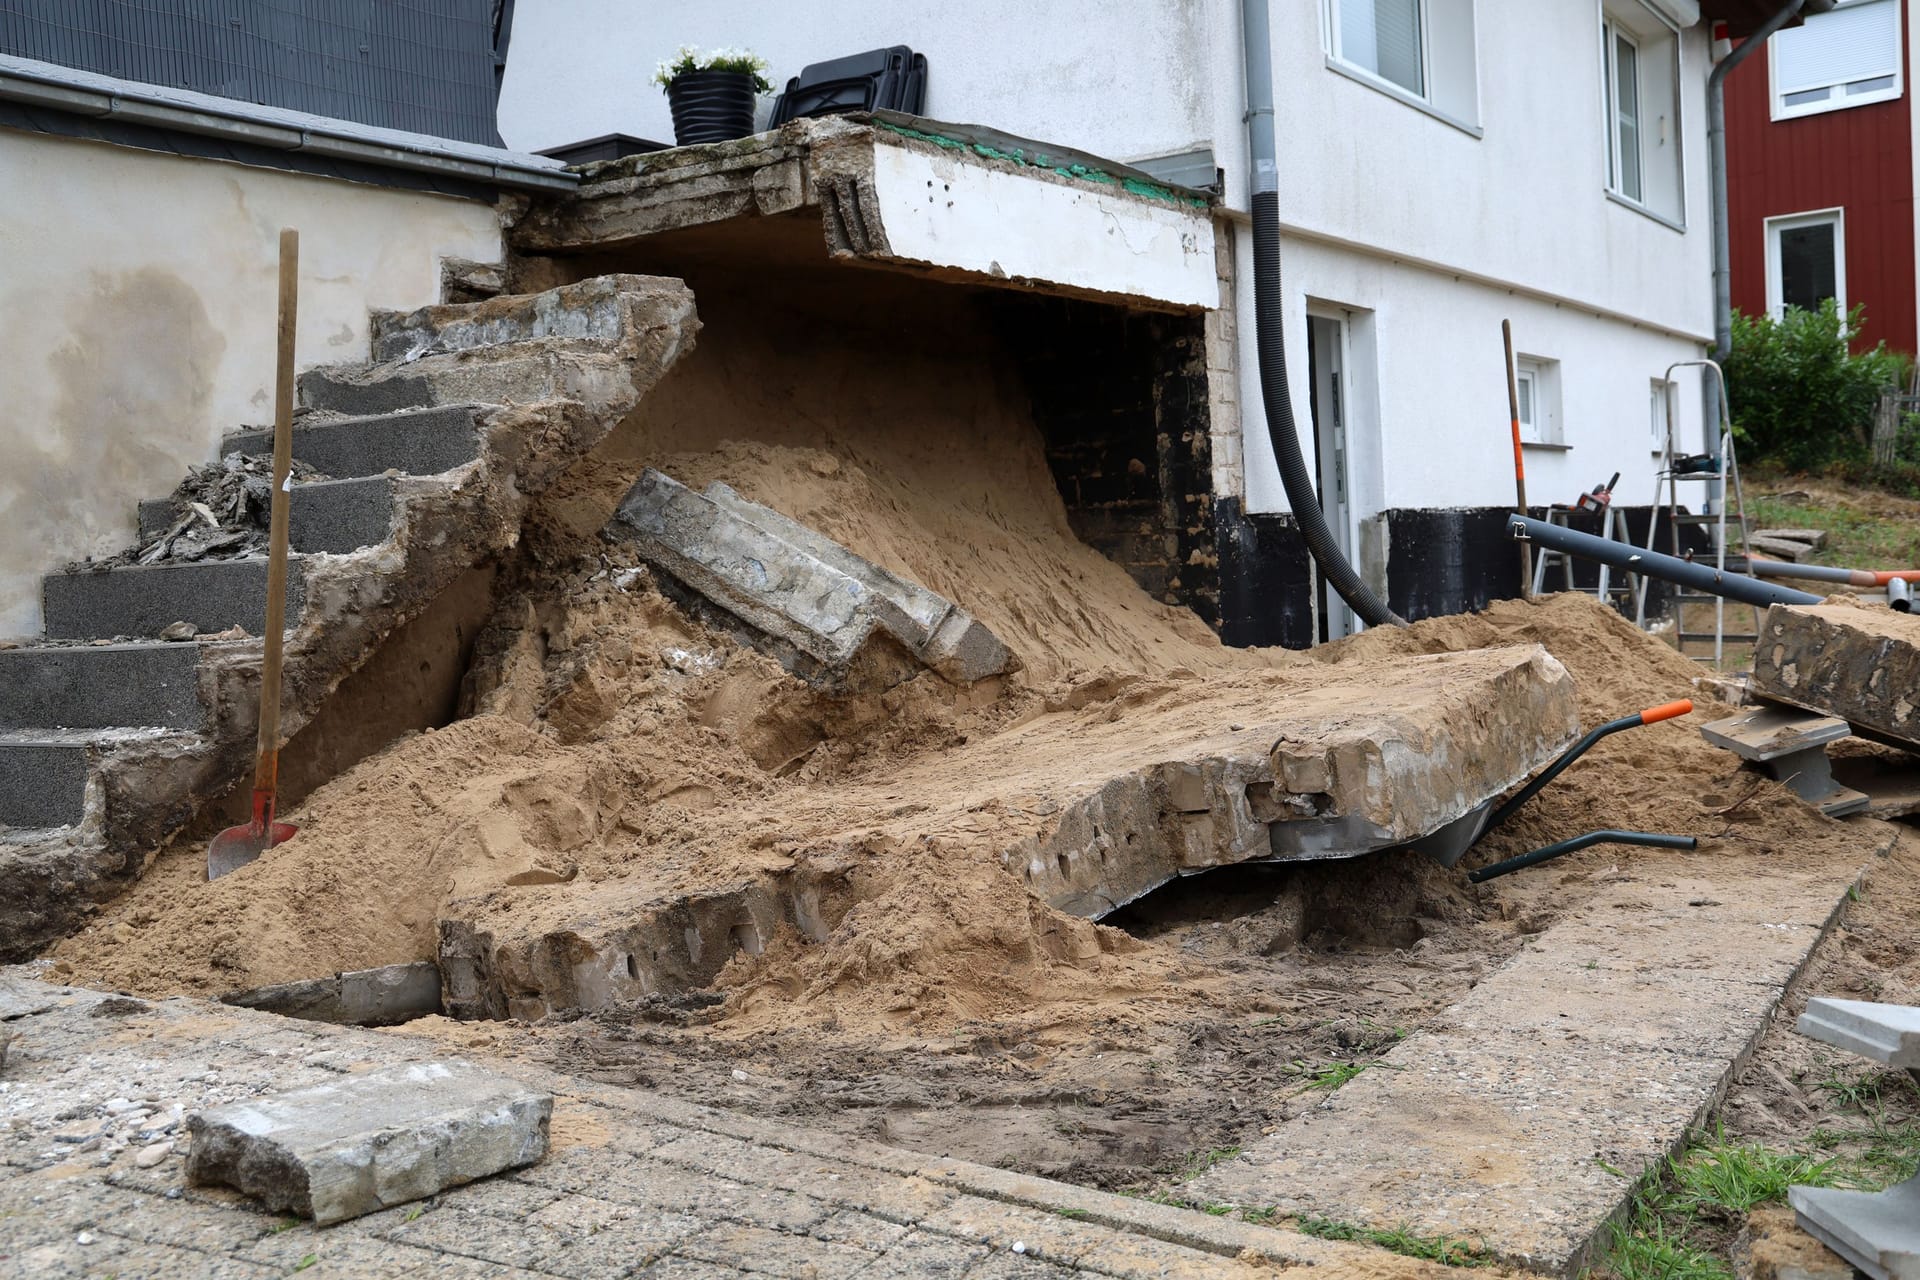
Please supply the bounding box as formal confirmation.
[186,1060,551,1224]
[439,645,1578,1020]
[1752,605,1920,752]
[611,469,1011,689]
[222,962,442,1027]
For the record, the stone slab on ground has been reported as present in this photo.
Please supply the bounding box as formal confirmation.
[221,961,443,1027]
[1798,996,1920,1068]
[1753,604,1920,751]
[440,645,1579,1020]
[612,468,1012,688]
[1752,529,1829,551]
[186,1059,550,1224]
[0,977,1447,1279]
[1789,1177,1920,1280]
[1189,848,1886,1275]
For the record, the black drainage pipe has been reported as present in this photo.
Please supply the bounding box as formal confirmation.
[1508,514,1821,609]
[1469,831,1698,883]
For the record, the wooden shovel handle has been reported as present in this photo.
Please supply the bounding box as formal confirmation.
[254,228,298,791]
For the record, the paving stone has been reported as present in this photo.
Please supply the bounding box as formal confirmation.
[1797,997,1920,1069]
[918,1197,1096,1265]
[186,1060,552,1224]
[968,1251,1083,1280]
[1789,1175,1920,1280]
[1753,604,1920,751]
[386,1202,696,1277]
[850,1229,989,1278]
[632,1260,748,1280]
[804,1208,913,1252]
[675,1221,877,1277]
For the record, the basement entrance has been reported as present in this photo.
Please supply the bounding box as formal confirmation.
[1307,311,1355,641]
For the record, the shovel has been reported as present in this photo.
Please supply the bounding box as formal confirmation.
[209,228,301,880]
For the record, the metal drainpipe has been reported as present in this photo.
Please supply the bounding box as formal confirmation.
[1705,0,1809,493]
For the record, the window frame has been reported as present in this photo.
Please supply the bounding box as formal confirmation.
[1598,1,1687,229]
[1605,20,1645,203]
[1764,207,1848,319]
[1515,356,1564,448]
[1768,0,1904,122]
[1320,0,1485,137]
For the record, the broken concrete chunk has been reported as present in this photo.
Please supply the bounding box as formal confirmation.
[1789,1176,1920,1280]
[1752,605,1920,751]
[1798,997,1920,1069]
[221,961,442,1027]
[611,468,1011,688]
[186,1060,550,1224]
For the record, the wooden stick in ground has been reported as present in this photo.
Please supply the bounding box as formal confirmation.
[255,227,299,807]
[1503,319,1533,597]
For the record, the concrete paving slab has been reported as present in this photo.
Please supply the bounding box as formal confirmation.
[1789,1176,1920,1280]
[1187,842,1883,1275]
[186,1061,552,1224]
[0,977,1451,1279]
[1753,604,1920,752]
[1798,997,1920,1068]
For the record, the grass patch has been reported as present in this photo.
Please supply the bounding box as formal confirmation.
[1606,1195,1732,1280]
[1666,1138,1841,1213]
[1293,1215,1496,1268]
[1744,485,1920,570]
[1175,1146,1241,1181]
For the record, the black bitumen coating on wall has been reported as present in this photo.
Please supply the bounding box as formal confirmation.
[0,0,506,145]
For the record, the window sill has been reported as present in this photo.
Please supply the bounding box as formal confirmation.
[1323,56,1484,140]
[1605,189,1686,233]
[1771,86,1903,122]
[1521,440,1572,452]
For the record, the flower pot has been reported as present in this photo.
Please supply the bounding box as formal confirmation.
[666,70,757,146]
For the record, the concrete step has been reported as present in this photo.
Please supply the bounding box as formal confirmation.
[0,731,92,828]
[220,405,484,479]
[0,643,203,731]
[138,476,396,555]
[42,558,305,640]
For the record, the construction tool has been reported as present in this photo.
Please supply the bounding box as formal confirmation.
[1468,831,1698,883]
[1574,472,1620,517]
[1502,320,1532,597]
[209,228,301,880]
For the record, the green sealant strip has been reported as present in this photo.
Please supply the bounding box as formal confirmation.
[874,120,1208,209]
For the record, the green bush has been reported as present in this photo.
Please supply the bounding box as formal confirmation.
[1723,301,1906,471]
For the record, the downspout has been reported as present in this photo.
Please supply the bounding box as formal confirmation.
[1705,1,1809,467]
[1239,0,1406,628]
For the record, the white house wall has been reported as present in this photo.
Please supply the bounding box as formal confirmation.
[501,0,1713,520]
[0,130,502,636]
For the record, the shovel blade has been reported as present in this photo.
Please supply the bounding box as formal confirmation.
[208,820,298,880]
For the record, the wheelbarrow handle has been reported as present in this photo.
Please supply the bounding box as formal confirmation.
[1640,699,1693,725]
[1483,698,1695,836]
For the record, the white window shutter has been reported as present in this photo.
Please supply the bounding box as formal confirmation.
[1341,0,1424,95]
[1773,0,1899,96]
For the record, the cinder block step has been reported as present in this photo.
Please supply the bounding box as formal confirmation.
[138,476,395,555]
[42,558,305,640]
[221,406,483,479]
[0,731,91,828]
[0,643,203,731]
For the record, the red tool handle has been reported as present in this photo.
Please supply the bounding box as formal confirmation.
[1639,699,1693,724]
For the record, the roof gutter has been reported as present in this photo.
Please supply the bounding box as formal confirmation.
[0,54,575,192]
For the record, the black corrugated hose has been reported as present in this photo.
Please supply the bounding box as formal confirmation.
[1249,191,1406,628]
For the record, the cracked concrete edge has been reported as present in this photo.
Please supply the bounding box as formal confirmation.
[0,277,702,963]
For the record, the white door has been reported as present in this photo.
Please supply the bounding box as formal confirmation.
[1307,313,1356,640]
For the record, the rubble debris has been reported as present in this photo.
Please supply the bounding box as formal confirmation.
[186,1060,551,1224]
[1753,604,1920,751]
[1734,1207,1857,1280]
[221,961,442,1027]
[612,468,1013,689]
[95,452,330,571]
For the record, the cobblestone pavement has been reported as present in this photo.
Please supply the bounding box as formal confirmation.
[0,979,1446,1279]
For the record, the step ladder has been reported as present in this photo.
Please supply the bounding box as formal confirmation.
[1634,361,1760,666]
[1532,504,1642,609]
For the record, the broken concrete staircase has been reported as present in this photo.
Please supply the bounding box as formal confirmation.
[439,644,1580,1021]
[0,273,697,961]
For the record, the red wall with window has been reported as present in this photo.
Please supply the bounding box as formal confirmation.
[1724,3,1916,354]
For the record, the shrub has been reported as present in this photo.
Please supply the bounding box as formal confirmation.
[1723,301,1906,471]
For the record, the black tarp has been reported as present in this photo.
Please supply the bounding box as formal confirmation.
[0,0,506,145]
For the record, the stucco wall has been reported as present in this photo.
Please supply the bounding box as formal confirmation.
[500,0,1712,520]
[0,130,502,636]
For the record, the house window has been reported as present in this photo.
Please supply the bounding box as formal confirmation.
[1650,378,1672,451]
[1323,0,1480,129]
[1516,356,1562,446]
[1601,2,1685,225]
[1771,0,1902,121]
[1766,209,1846,316]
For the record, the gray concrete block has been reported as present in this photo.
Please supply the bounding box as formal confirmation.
[612,469,1011,687]
[289,476,394,554]
[1790,1176,1920,1280]
[0,733,90,827]
[222,962,441,1027]
[220,406,483,480]
[186,1060,552,1225]
[0,643,203,731]
[1798,997,1920,1068]
[42,558,305,640]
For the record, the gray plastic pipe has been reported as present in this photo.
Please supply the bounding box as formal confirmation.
[1891,578,1913,612]
[1509,514,1820,607]
[1240,0,1405,628]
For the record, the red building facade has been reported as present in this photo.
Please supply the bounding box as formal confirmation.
[1724,0,1916,355]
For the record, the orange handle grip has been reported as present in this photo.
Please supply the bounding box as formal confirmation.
[1639,699,1693,725]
